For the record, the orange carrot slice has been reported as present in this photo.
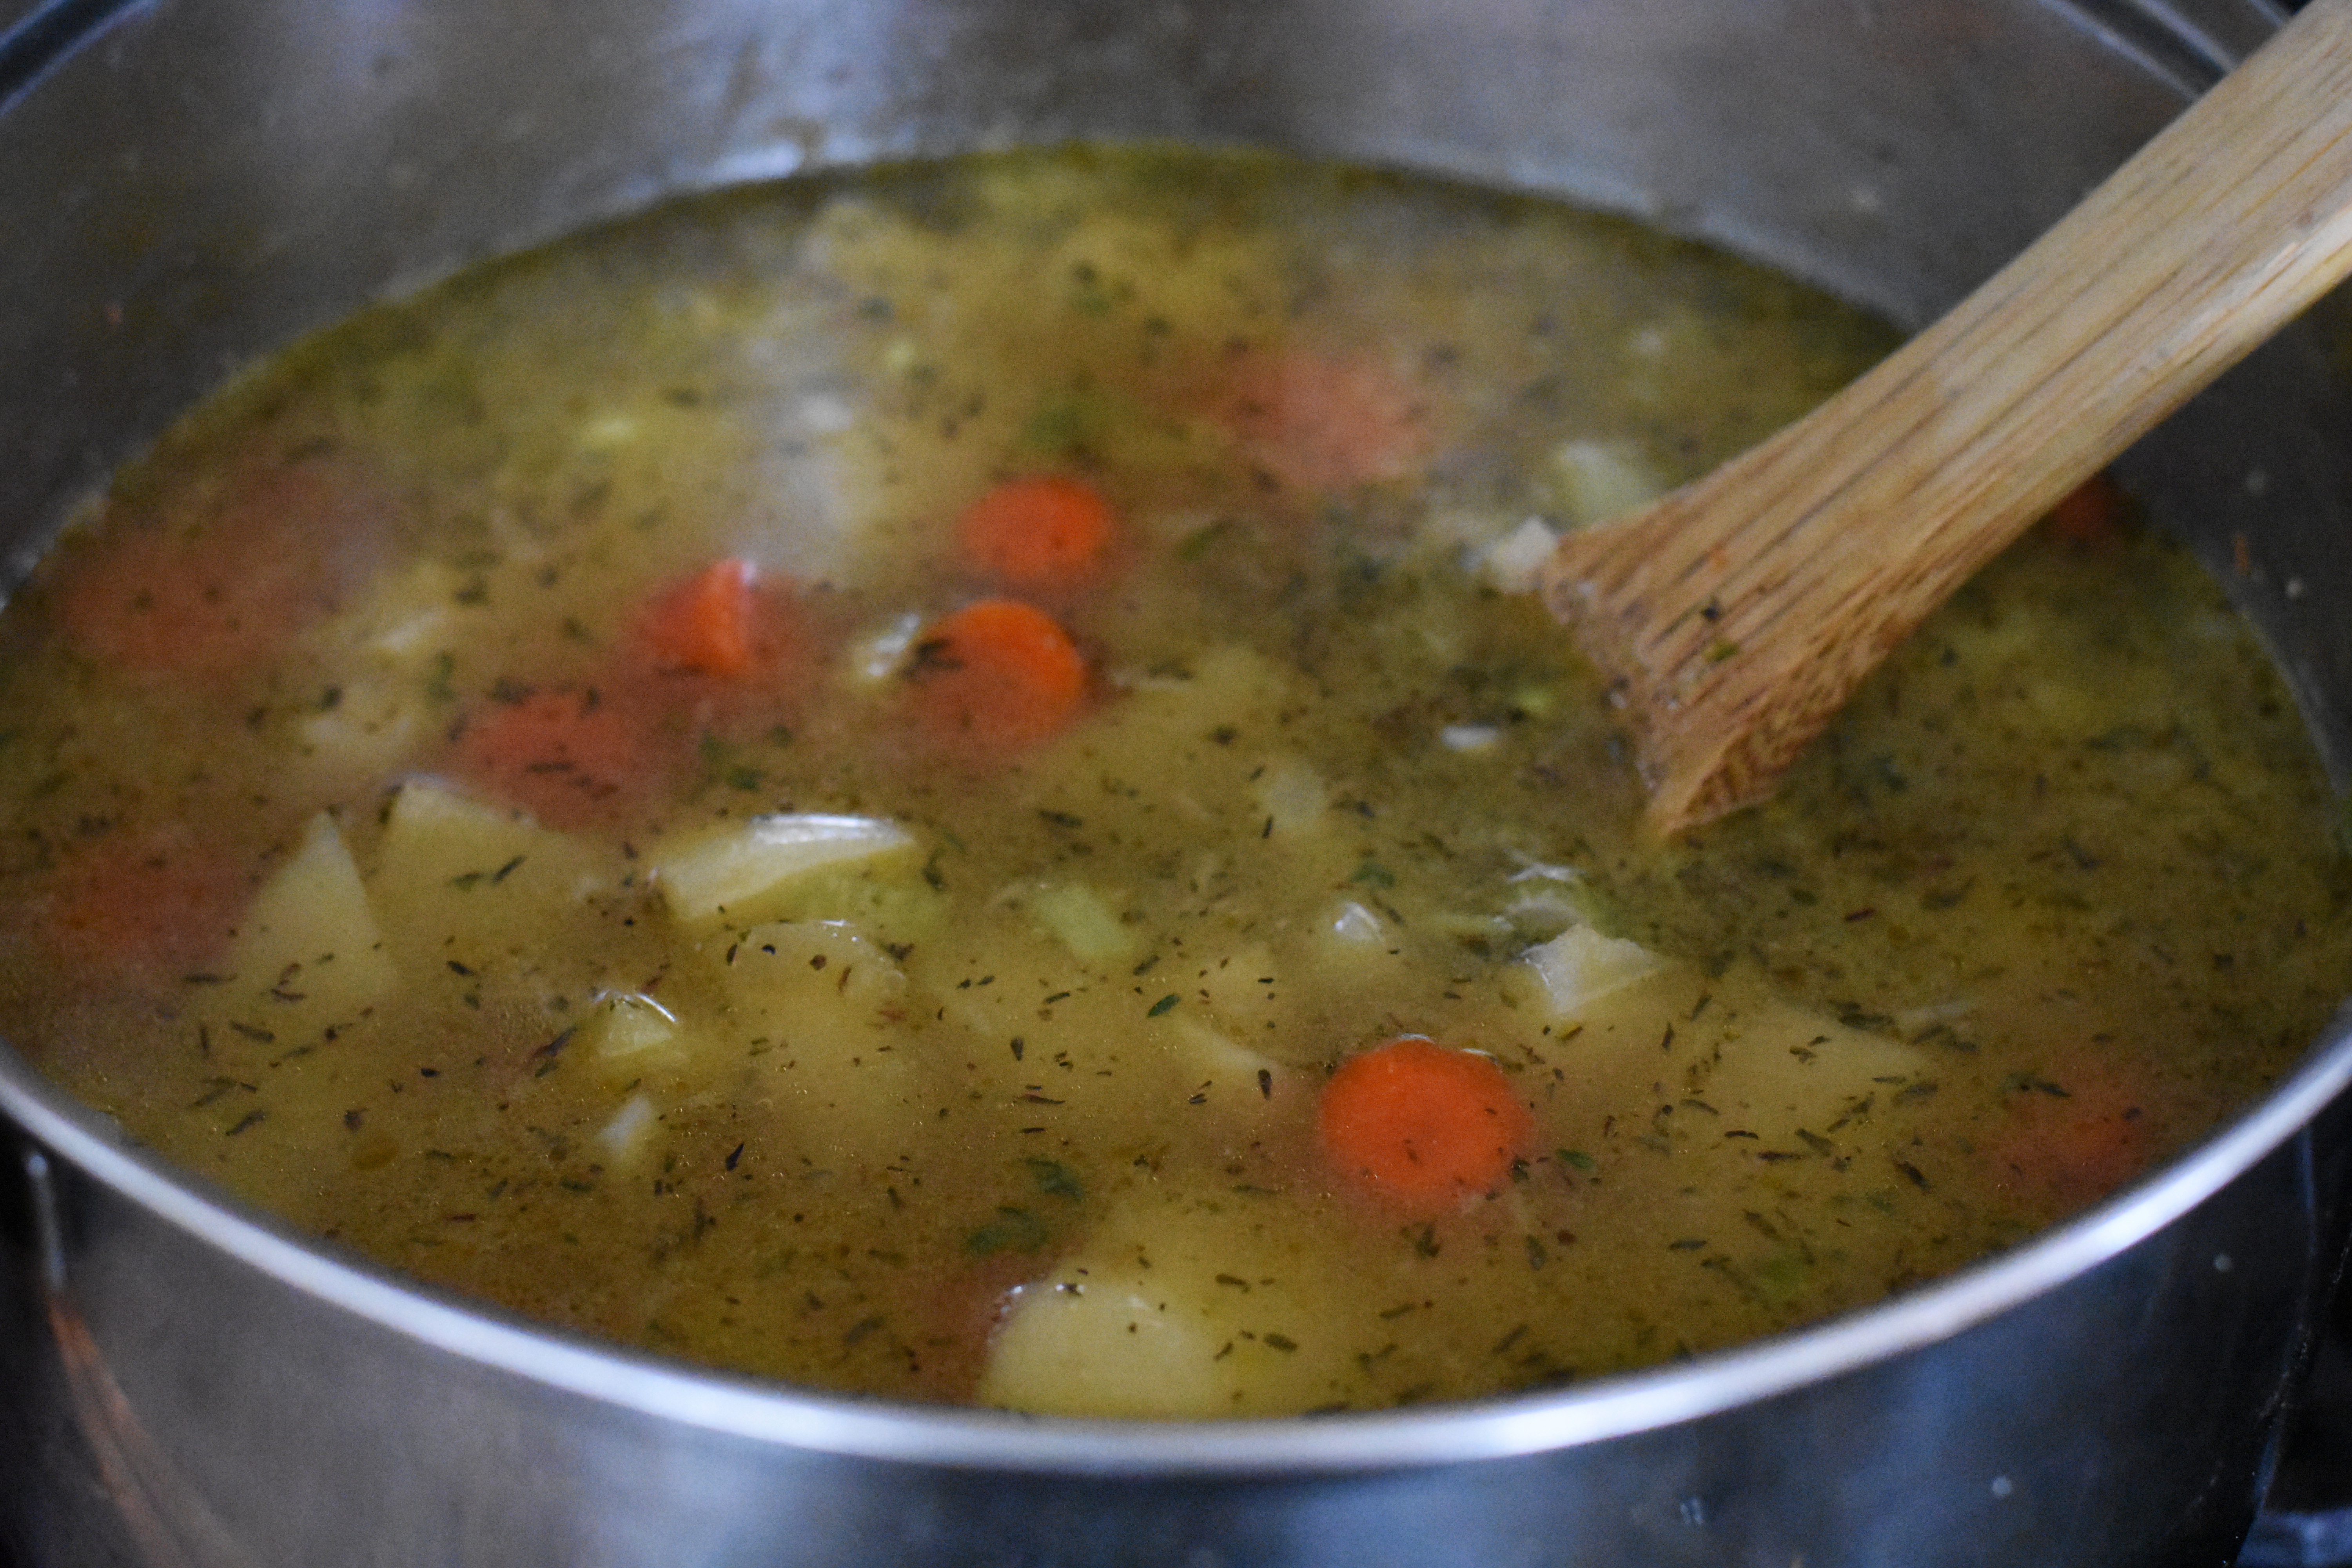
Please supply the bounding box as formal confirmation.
[1985,1062,2153,1216]
[635,558,767,677]
[956,476,1117,589]
[906,599,1089,757]
[1318,1037,1533,1214]
[49,456,381,683]
[1212,347,1434,492]
[452,686,661,829]
[47,831,243,973]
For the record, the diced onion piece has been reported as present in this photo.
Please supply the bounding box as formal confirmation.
[846,612,924,684]
[656,813,915,926]
[1251,757,1328,837]
[586,992,688,1085]
[1474,517,1559,593]
[1504,886,1581,940]
[1328,900,1384,944]
[1551,437,1664,527]
[1439,724,1500,753]
[1519,923,1664,1016]
[596,1093,660,1164]
[1025,882,1140,965]
[1507,851,1583,884]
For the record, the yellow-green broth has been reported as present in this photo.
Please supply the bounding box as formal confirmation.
[4,146,2345,1417]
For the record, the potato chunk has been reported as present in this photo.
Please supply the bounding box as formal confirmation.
[978,1191,1355,1418]
[711,919,926,1163]
[368,779,614,966]
[654,813,917,928]
[223,813,397,1041]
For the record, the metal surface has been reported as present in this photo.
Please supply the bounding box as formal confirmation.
[3,0,2350,1564]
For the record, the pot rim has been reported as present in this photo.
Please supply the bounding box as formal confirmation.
[8,999,2351,1476]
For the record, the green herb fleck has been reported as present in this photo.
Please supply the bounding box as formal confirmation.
[1025,1158,1084,1202]
[965,1207,1051,1256]
[1180,519,1234,561]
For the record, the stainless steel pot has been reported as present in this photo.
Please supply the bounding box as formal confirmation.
[5,1,2352,1564]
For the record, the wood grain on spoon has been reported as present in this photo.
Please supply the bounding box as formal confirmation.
[1539,0,2352,835]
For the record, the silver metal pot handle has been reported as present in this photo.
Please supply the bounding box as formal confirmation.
[20,1147,252,1568]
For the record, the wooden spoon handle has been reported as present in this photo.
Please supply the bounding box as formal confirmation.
[1540,0,2352,835]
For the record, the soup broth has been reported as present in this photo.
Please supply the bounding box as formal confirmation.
[5,147,2346,1417]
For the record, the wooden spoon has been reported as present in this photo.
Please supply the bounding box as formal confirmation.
[1539,0,2352,835]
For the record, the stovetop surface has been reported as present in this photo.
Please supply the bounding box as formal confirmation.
[2238,1279,2352,1567]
